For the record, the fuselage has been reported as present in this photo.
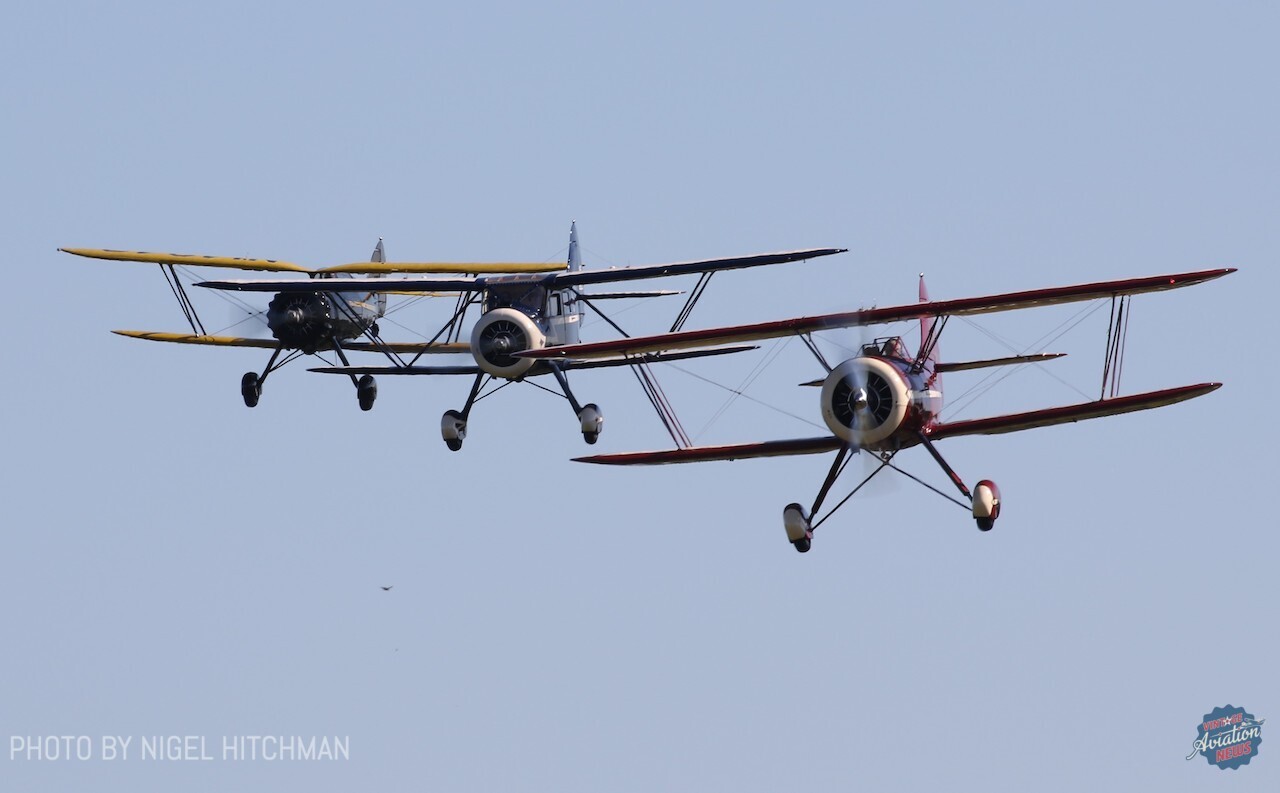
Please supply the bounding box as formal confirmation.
[469,226,585,379]
[482,277,581,347]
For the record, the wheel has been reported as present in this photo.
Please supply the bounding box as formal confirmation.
[441,409,467,450]
[240,372,261,408]
[577,403,604,439]
[357,374,377,411]
[972,480,1001,532]
[782,503,812,545]
[370,322,380,338]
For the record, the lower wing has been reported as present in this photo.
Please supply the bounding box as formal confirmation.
[574,383,1221,465]
[113,331,469,355]
[308,345,760,377]
[928,382,1220,439]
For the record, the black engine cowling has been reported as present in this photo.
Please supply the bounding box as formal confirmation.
[267,292,335,354]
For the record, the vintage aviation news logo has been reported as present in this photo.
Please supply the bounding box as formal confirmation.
[1187,705,1264,770]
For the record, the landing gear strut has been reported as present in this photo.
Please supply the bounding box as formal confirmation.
[441,373,486,451]
[329,337,378,412]
[549,362,604,444]
[916,432,1000,532]
[781,435,1001,553]
[240,344,284,408]
[781,445,889,553]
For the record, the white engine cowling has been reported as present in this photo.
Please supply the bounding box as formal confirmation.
[470,308,546,379]
[820,357,911,448]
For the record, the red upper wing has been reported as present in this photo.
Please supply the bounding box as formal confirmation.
[521,268,1234,361]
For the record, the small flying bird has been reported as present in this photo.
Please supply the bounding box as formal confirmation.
[380,586,393,591]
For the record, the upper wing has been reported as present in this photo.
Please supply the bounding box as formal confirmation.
[575,436,845,466]
[314,261,565,275]
[197,276,485,293]
[928,383,1221,439]
[113,330,469,355]
[521,268,1236,361]
[193,247,846,292]
[61,248,311,273]
[61,247,564,277]
[544,248,847,287]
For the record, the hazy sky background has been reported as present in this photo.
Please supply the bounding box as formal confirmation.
[2,2,1276,790]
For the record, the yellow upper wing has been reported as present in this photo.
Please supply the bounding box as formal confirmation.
[62,248,565,276]
[60,248,311,273]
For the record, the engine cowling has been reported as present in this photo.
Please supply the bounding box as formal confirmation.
[470,308,546,379]
[819,357,912,448]
[267,292,334,354]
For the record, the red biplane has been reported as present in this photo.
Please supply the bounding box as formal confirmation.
[523,268,1236,552]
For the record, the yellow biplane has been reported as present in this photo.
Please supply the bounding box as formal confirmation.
[61,239,565,410]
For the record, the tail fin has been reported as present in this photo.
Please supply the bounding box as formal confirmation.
[568,221,583,272]
[370,238,387,316]
[918,274,941,390]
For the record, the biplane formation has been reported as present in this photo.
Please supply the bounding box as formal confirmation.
[62,227,1234,552]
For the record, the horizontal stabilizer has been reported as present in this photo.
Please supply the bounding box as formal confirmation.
[929,383,1221,439]
[575,436,844,466]
[114,330,468,355]
[581,290,683,300]
[935,353,1066,373]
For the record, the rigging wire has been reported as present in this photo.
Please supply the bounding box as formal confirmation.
[694,336,795,440]
[945,301,1106,418]
[631,361,692,448]
[664,359,826,431]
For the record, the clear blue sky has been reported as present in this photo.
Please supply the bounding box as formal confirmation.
[2,2,1275,790]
